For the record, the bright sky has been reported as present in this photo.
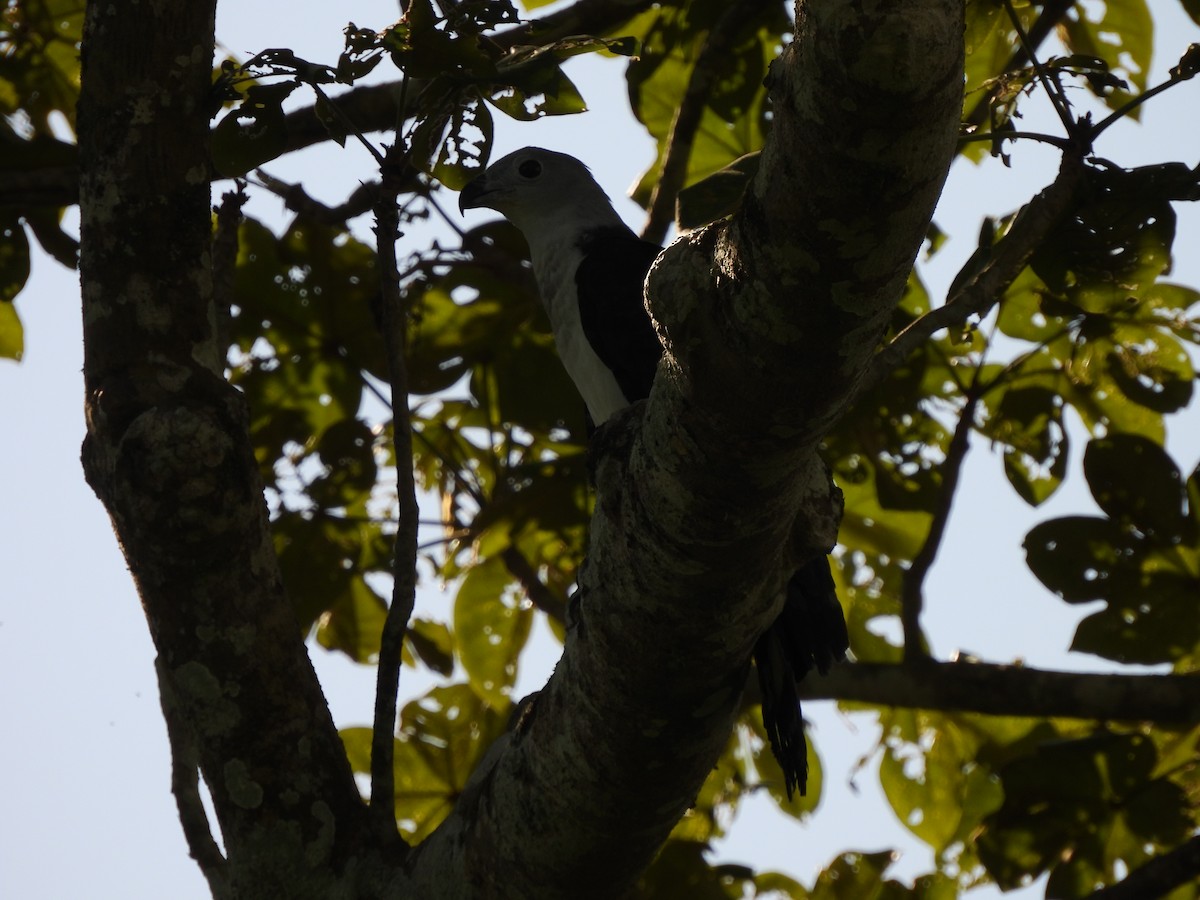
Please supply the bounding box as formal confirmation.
[1,3,1198,898]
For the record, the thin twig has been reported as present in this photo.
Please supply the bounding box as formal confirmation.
[1001,0,1078,139]
[1090,66,1197,139]
[641,0,761,243]
[368,145,421,845]
[900,391,980,662]
[958,129,1074,151]
[425,187,466,239]
[310,81,387,166]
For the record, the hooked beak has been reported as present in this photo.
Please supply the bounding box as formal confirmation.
[458,174,492,214]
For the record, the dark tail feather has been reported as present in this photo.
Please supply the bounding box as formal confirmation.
[754,557,849,799]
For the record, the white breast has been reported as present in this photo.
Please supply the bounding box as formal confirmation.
[532,240,630,425]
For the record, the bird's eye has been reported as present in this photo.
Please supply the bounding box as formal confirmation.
[518,159,542,179]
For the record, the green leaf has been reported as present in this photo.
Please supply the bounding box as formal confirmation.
[1105,324,1194,414]
[430,94,493,189]
[810,850,895,899]
[0,0,85,132]
[981,385,1068,507]
[1061,0,1152,113]
[394,684,508,840]
[675,152,761,229]
[627,7,782,206]
[306,418,380,510]
[315,578,387,662]
[344,685,509,842]
[488,62,587,121]
[0,296,23,361]
[0,215,30,303]
[384,0,490,79]
[879,711,1004,857]
[453,557,532,703]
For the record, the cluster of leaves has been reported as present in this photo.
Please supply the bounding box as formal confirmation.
[210,0,636,186]
[0,0,84,359]
[4,0,1200,896]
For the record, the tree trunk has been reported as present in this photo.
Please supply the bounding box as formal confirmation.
[77,3,379,897]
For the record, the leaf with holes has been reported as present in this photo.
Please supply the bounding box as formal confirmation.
[1083,435,1189,541]
[454,557,532,704]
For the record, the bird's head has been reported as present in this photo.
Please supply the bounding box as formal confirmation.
[458,147,627,246]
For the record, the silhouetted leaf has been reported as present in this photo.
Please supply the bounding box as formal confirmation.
[404,616,455,675]
[1083,435,1188,541]
[979,731,1188,895]
[212,81,297,176]
[1024,515,1142,604]
[0,215,30,304]
[1071,567,1200,665]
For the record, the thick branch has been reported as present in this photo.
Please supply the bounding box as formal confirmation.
[655,1,966,442]
[4,0,659,212]
[798,661,1200,723]
[1087,834,1200,900]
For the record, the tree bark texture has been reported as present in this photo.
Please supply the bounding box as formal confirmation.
[76,3,380,896]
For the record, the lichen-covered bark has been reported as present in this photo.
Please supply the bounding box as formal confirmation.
[77,4,381,896]
[409,3,965,898]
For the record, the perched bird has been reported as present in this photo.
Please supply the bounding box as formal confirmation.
[459,147,848,797]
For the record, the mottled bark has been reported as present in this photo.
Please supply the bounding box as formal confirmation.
[77,3,383,897]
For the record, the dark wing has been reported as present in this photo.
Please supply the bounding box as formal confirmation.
[575,228,664,405]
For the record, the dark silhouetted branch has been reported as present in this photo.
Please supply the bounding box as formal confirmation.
[799,660,1200,723]
[1087,834,1200,900]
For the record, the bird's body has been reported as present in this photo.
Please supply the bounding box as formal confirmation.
[460,147,848,797]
